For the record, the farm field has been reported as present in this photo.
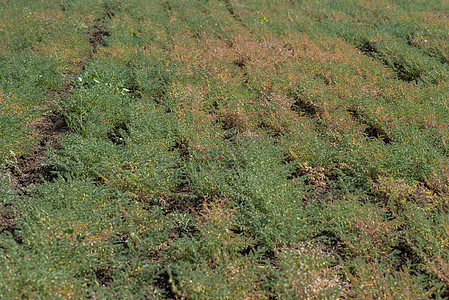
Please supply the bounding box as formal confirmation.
[1,0,449,298]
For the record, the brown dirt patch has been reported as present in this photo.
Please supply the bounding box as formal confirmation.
[7,110,69,194]
[152,270,179,299]
[159,184,204,215]
[95,266,114,286]
[86,24,110,53]
[0,205,22,244]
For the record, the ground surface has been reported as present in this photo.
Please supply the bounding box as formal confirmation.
[1,0,449,298]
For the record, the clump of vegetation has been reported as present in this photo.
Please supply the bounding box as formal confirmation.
[1,0,449,298]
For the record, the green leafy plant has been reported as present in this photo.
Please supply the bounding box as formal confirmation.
[2,0,449,298]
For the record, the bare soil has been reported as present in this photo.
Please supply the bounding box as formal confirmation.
[86,24,110,54]
[7,110,69,194]
[0,205,22,244]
